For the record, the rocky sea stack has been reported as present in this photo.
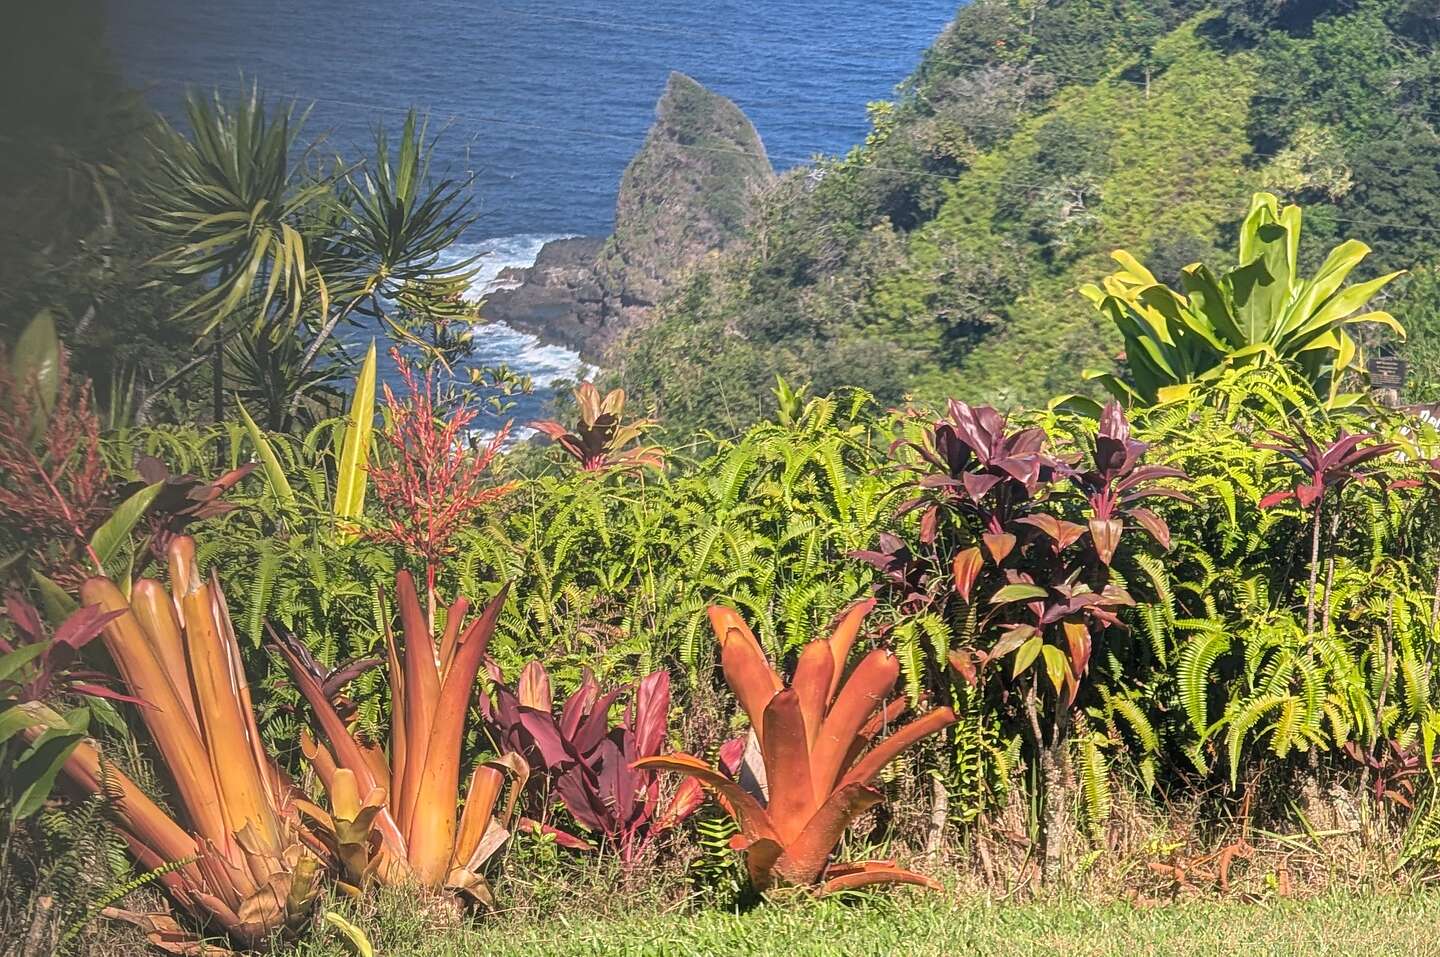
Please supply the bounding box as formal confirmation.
[482,72,773,360]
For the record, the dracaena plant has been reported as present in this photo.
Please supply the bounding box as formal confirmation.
[113,455,256,560]
[17,536,322,950]
[638,603,956,894]
[1061,401,1192,565]
[1255,423,1397,632]
[272,570,525,906]
[530,382,664,473]
[879,401,1183,883]
[890,399,1059,557]
[481,662,702,864]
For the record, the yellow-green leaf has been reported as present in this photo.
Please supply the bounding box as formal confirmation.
[90,482,163,571]
[990,584,1048,605]
[1013,635,1043,679]
[13,310,60,441]
[237,399,296,508]
[333,340,377,527]
[323,912,374,957]
[1041,644,1068,695]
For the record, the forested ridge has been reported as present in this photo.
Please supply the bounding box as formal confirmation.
[618,0,1440,434]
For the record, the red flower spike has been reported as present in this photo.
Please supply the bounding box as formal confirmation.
[365,350,517,571]
[0,348,110,584]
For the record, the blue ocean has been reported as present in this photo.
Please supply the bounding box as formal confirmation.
[108,0,959,426]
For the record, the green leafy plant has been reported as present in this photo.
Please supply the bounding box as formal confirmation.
[1083,192,1405,407]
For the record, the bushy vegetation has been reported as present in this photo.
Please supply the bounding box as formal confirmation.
[7,2,1440,955]
[616,0,1440,436]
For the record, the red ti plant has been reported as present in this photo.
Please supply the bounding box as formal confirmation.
[891,400,1059,557]
[1256,424,1396,632]
[482,663,703,864]
[945,405,1181,708]
[366,348,517,616]
[880,402,1184,883]
[848,532,941,618]
[1343,739,1431,809]
[1062,401,1191,565]
[0,316,110,586]
[115,455,257,560]
[0,597,131,707]
[530,382,663,473]
[637,603,956,894]
[0,598,138,822]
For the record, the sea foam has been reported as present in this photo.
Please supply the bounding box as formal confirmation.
[448,235,593,439]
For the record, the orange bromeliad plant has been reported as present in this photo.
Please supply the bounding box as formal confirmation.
[21,536,321,952]
[272,570,525,905]
[637,601,956,894]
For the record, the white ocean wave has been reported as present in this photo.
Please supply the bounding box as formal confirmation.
[444,233,577,300]
[447,234,596,442]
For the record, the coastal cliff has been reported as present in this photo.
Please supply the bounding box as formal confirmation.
[481,72,772,360]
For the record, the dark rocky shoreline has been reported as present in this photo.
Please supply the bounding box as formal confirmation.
[480,236,610,362]
[476,72,773,366]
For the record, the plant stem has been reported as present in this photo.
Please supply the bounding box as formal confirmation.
[1306,503,1322,636]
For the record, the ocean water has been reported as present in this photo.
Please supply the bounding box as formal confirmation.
[107,0,959,427]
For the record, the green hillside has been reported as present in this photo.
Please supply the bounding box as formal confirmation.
[616,0,1440,434]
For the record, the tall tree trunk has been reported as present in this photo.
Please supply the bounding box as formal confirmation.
[284,284,376,422]
[211,338,223,424]
[1038,738,1068,886]
[925,771,949,856]
[211,338,225,468]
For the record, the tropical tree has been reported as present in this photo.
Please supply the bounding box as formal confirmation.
[286,110,479,417]
[141,86,329,424]
[141,89,477,429]
[1082,192,1405,407]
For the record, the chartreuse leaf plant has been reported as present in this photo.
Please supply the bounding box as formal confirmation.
[1083,192,1404,408]
[638,602,955,895]
[530,382,663,473]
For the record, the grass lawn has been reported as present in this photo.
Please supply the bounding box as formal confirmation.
[287,889,1440,957]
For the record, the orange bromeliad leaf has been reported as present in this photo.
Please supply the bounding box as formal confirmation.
[25,537,321,948]
[636,601,955,893]
[273,572,525,906]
